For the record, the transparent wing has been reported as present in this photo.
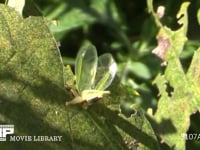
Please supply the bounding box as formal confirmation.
[75,44,98,92]
[94,53,117,90]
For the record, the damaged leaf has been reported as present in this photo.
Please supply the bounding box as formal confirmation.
[148,1,200,150]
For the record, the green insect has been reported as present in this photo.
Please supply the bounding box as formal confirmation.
[66,44,117,105]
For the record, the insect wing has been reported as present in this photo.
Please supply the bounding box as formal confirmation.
[94,54,117,90]
[75,44,98,92]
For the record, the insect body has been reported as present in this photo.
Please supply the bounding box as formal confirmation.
[66,44,117,105]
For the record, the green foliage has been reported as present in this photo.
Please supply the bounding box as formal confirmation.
[0,3,159,150]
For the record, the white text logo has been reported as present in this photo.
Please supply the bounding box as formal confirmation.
[0,125,14,141]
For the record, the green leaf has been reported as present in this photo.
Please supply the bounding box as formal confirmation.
[66,94,160,150]
[149,1,200,149]
[187,47,200,109]
[129,62,151,80]
[0,4,70,149]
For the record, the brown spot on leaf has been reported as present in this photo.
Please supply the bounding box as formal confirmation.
[152,36,171,60]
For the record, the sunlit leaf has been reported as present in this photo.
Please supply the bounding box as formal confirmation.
[148,1,200,149]
[0,4,70,149]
